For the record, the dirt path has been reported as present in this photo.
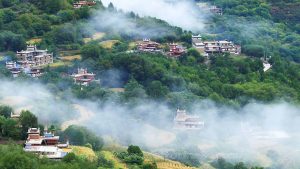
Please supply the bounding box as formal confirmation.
[61,104,95,130]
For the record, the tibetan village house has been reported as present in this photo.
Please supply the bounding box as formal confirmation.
[16,45,53,68]
[210,6,223,15]
[73,1,96,8]
[197,3,223,15]
[174,109,205,130]
[24,128,70,159]
[5,61,44,78]
[136,39,162,53]
[5,61,22,78]
[192,35,241,55]
[71,68,99,86]
[168,43,187,57]
[10,112,20,120]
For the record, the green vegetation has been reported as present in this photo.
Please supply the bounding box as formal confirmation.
[74,51,299,106]
[0,0,298,106]
[202,0,300,62]
[0,105,13,118]
[0,0,299,168]
[114,145,160,169]
[0,107,38,140]
[62,125,104,151]
[211,158,264,169]
[0,144,100,169]
[115,145,144,165]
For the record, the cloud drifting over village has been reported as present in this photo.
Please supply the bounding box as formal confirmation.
[101,0,208,32]
[89,10,174,38]
[0,78,300,168]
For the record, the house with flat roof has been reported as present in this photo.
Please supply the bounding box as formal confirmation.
[73,1,96,8]
[5,61,44,78]
[168,43,187,57]
[192,35,241,55]
[210,5,223,15]
[6,61,22,77]
[24,128,70,159]
[16,45,53,68]
[136,39,162,53]
[71,68,100,86]
[174,109,205,130]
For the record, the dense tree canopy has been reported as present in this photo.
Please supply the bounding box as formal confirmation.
[62,125,104,151]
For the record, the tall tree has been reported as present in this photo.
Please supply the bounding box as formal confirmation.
[0,105,13,118]
[19,110,38,139]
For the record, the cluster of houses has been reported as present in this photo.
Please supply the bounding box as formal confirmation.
[174,109,205,130]
[136,36,241,59]
[9,113,71,159]
[3,44,100,85]
[5,45,53,78]
[136,39,187,58]
[24,128,71,159]
[73,1,96,8]
[192,35,241,56]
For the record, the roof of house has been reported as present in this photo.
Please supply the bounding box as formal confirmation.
[174,109,202,122]
[26,139,43,145]
[24,145,59,153]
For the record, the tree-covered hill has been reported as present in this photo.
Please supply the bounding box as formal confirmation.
[0,0,299,106]
[0,1,299,168]
[199,0,300,62]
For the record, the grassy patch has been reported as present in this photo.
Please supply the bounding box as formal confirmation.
[26,38,42,44]
[60,55,81,61]
[93,32,106,40]
[100,40,119,49]
[101,140,202,169]
[109,88,125,93]
[128,42,137,50]
[71,146,96,161]
[60,50,81,57]
[49,61,72,68]
[230,54,247,61]
[144,152,202,169]
[100,151,128,169]
[83,32,106,43]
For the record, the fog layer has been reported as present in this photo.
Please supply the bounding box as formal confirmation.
[101,0,208,31]
[0,79,299,168]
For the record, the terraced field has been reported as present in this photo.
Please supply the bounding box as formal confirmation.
[100,40,119,49]
[49,61,72,68]
[71,146,97,161]
[144,152,202,169]
[100,151,128,169]
[83,32,106,43]
[157,162,197,169]
[60,55,81,61]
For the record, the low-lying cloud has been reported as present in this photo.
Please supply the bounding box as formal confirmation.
[88,9,179,38]
[101,0,209,32]
[0,78,300,168]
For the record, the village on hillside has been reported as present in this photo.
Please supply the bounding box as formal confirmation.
[2,31,273,83]
[0,0,300,168]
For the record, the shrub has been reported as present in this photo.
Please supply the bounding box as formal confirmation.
[127,145,143,157]
[63,152,76,163]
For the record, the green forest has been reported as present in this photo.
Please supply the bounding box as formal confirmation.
[0,0,299,108]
